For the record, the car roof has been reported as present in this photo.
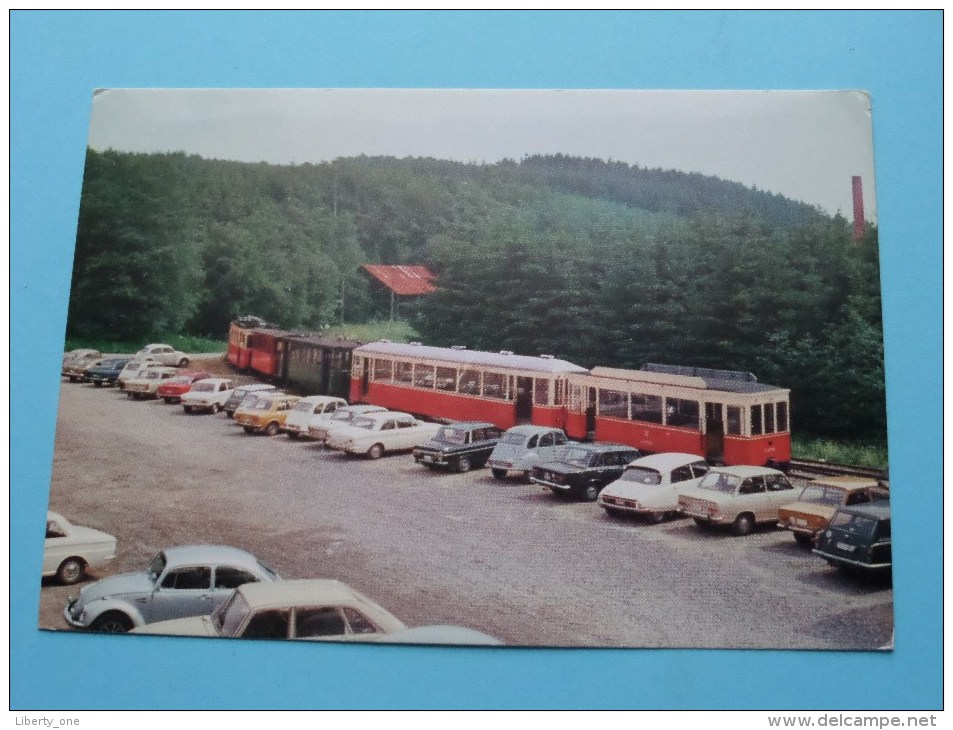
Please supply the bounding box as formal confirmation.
[47,510,67,523]
[709,464,784,477]
[562,441,634,453]
[193,377,232,385]
[443,421,497,430]
[627,452,707,470]
[235,578,395,615]
[502,425,563,437]
[299,395,347,404]
[363,411,413,421]
[161,544,263,569]
[834,499,891,519]
[341,404,386,413]
[234,383,275,392]
[809,476,881,489]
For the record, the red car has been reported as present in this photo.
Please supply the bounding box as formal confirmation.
[156,371,212,404]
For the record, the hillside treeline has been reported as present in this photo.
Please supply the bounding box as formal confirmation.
[67,149,885,442]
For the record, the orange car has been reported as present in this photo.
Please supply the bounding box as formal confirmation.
[779,477,888,546]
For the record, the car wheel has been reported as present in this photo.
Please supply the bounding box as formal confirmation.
[583,484,601,502]
[225,410,234,418]
[491,468,508,480]
[56,557,85,585]
[367,443,385,460]
[210,403,221,414]
[90,612,133,633]
[693,517,712,529]
[456,456,472,473]
[647,511,665,524]
[94,381,103,388]
[794,533,814,548]
[178,358,189,367]
[602,506,620,517]
[264,422,280,437]
[183,405,192,413]
[287,431,299,440]
[68,376,78,382]
[731,513,755,536]
[243,426,255,434]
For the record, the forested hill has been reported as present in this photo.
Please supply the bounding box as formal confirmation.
[67,149,885,441]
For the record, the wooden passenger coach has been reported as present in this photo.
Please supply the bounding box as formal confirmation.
[350,342,588,430]
[565,364,791,468]
[285,335,362,400]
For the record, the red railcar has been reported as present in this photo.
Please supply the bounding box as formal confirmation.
[565,365,791,468]
[349,342,588,431]
[227,317,282,372]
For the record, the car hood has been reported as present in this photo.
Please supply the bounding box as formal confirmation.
[533,460,584,475]
[414,439,459,453]
[65,525,117,546]
[131,615,216,637]
[78,571,155,602]
[779,502,836,520]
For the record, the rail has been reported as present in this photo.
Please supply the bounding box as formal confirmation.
[788,458,888,486]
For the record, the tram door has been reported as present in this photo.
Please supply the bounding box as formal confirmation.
[704,402,724,463]
[516,377,533,422]
[585,388,597,435]
[361,358,370,397]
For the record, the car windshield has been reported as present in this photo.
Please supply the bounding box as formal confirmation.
[829,511,878,539]
[148,552,167,582]
[293,401,317,413]
[330,410,355,422]
[145,371,166,380]
[252,399,274,411]
[434,427,467,445]
[558,446,596,467]
[500,431,528,445]
[698,471,743,494]
[621,466,663,485]
[798,485,846,506]
[214,590,252,637]
[168,375,191,384]
[192,382,216,392]
[102,359,126,368]
[351,417,377,430]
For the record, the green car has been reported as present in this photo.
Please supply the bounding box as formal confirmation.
[813,499,891,575]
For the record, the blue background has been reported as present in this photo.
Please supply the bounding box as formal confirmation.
[10,11,942,709]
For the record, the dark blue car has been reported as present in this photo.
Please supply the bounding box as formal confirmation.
[84,358,131,387]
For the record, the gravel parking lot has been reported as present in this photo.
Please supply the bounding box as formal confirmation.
[40,362,894,649]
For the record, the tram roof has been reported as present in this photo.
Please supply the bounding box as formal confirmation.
[355,341,588,374]
[587,364,786,394]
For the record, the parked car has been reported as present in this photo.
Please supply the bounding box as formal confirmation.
[64,357,105,383]
[677,465,798,535]
[63,544,279,633]
[223,383,277,418]
[412,421,503,473]
[325,411,440,459]
[779,477,888,546]
[282,396,348,439]
[116,359,163,390]
[486,425,569,480]
[123,367,180,399]
[83,358,131,387]
[307,404,388,442]
[44,511,116,585]
[156,370,213,404]
[235,393,301,436]
[530,442,641,501]
[181,378,235,414]
[598,452,711,522]
[62,348,101,373]
[134,343,190,368]
[813,500,891,575]
[129,579,407,641]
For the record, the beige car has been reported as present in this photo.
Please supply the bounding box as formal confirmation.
[234,394,301,436]
[677,465,797,535]
[123,367,180,399]
[779,477,888,546]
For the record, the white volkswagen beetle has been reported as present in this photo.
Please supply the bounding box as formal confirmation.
[325,411,440,459]
[597,452,710,522]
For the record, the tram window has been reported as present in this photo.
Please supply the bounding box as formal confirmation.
[373,359,393,382]
[764,403,775,433]
[483,372,507,400]
[553,379,565,406]
[414,364,435,389]
[666,398,699,429]
[459,369,480,395]
[750,405,763,436]
[726,406,741,435]
[599,389,628,418]
[436,366,456,391]
[534,378,550,406]
[568,384,584,410]
[395,361,414,384]
[630,394,663,424]
[777,402,788,432]
[351,355,363,376]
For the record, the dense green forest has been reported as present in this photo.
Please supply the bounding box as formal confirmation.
[67,149,885,444]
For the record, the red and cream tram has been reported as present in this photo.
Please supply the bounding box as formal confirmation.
[564,364,791,468]
[349,341,588,431]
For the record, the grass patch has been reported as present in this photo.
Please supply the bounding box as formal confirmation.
[324,320,419,343]
[792,437,888,470]
[64,335,227,355]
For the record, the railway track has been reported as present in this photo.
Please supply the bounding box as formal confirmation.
[788,458,888,485]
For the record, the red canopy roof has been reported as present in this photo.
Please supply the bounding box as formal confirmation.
[361,265,437,295]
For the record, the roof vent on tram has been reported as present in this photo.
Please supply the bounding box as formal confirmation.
[451,345,467,350]
[410,341,422,346]
[499,350,514,356]
[539,354,555,359]
[378,339,392,343]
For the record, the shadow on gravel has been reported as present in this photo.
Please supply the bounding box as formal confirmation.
[798,566,893,595]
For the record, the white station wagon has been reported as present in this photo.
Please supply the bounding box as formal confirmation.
[180,378,235,414]
[678,465,797,535]
[325,411,440,459]
[283,395,348,439]
[598,452,710,522]
[307,404,388,442]
[44,511,116,585]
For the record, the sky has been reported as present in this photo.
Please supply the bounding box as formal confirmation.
[87,88,877,220]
